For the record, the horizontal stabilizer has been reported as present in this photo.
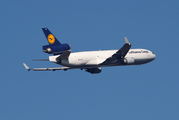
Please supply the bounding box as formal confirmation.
[32,59,49,61]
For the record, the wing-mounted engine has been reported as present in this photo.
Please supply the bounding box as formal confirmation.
[121,57,135,65]
[86,67,102,74]
[42,44,71,54]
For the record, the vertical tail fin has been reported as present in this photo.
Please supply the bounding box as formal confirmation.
[42,28,61,45]
[42,28,71,55]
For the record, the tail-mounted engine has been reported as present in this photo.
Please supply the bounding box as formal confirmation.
[42,44,71,54]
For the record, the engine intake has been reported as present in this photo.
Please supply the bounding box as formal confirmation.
[122,57,135,65]
[86,67,102,74]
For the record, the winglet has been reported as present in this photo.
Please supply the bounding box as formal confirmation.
[23,63,30,71]
[124,37,130,45]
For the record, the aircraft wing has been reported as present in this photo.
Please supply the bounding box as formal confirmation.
[100,37,131,65]
[23,63,75,71]
[56,50,71,60]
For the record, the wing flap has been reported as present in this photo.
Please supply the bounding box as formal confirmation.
[23,63,74,71]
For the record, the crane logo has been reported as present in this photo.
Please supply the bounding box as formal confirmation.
[48,34,55,44]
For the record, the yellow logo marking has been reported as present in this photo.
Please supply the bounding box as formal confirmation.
[48,34,55,44]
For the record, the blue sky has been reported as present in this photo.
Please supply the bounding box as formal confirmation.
[1,0,179,120]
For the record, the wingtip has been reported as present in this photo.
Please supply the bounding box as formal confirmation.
[124,37,130,45]
[23,63,30,71]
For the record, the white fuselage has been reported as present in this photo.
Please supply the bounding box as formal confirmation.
[49,49,156,68]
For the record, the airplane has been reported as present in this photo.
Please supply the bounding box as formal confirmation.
[23,28,156,74]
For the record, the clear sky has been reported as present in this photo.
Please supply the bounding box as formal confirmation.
[1,0,179,120]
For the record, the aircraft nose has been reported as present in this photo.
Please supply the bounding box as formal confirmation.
[152,53,156,60]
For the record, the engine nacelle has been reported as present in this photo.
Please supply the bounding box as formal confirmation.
[122,57,135,65]
[42,44,71,54]
[86,67,102,74]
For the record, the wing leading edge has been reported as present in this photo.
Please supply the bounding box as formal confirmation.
[100,37,131,65]
[23,63,74,71]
